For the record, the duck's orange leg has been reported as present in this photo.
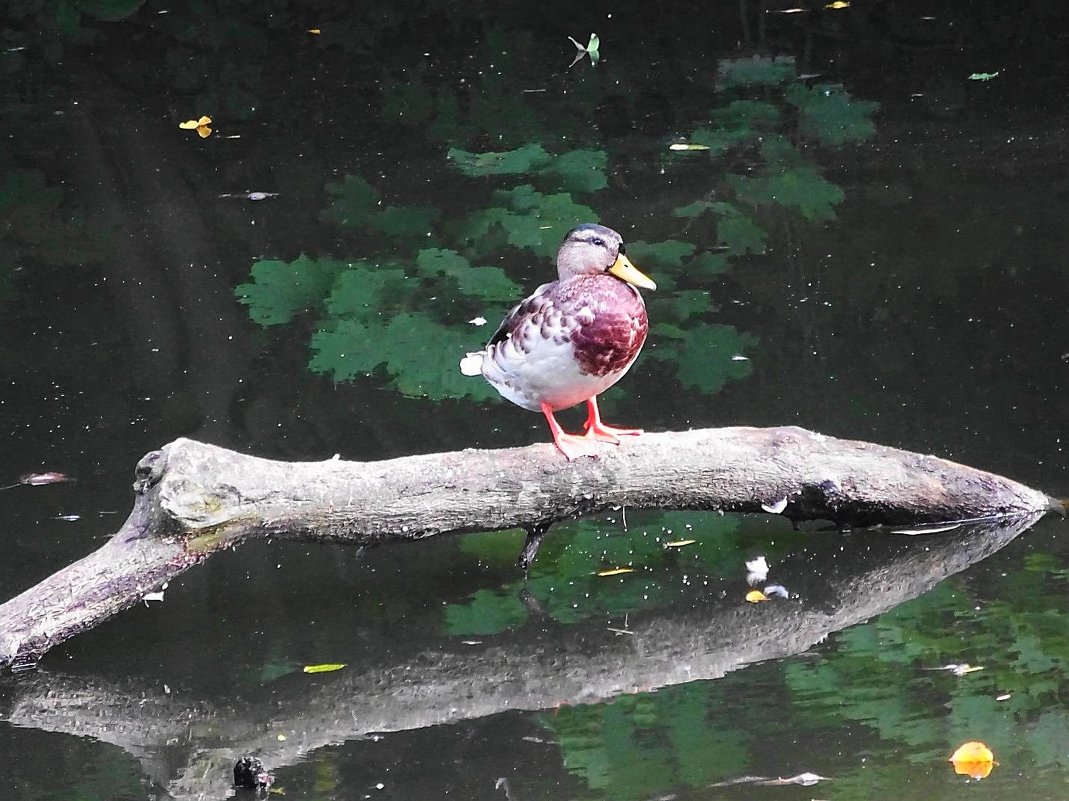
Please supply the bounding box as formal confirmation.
[541,402,604,460]
[583,396,643,443]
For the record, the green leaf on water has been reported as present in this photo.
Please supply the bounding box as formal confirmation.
[377,206,439,240]
[647,323,757,394]
[321,175,438,244]
[445,512,744,635]
[664,290,710,323]
[310,312,499,401]
[449,146,608,194]
[235,254,348,326]
[786,83,880,146]
[416,248,521,301]
[626,240,697,270]
[716,55,796,90]
[690,251,731,276]
[459,186,597,259]
[717,212,767,256]
[320,174,377,225]
[711,99,780,130]
[443,588,530,635]
[731,166,844,222]
[541,149,608,194]
[323,262,409,322]
[448,144,553,177]
[687,126,752,156]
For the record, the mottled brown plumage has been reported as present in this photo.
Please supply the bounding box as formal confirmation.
[460,224,656,460]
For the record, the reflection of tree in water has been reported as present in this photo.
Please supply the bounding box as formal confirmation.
[236,54,878,411]
[1,513,1040,801]
[0,1,886,459]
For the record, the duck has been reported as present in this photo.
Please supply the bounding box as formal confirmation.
[460,223,656,460]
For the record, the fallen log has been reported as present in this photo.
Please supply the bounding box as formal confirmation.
[0,427,1060,670]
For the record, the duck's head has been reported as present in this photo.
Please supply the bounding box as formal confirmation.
[556,224,657,291]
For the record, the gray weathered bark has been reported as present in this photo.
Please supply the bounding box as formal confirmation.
[0,428,1059,670]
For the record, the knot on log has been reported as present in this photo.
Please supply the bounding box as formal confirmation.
[133,450,166,494]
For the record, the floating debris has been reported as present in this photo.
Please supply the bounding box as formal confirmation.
[217,191,280,201]
[763,584,790,599]
[711,772,830,787]
[13,471,74,487]
[303,663,347,674]
[668,142,710,152]
[746,556,769,586]
[761,497,788,514]
[178,115,212,138]
[949,741,996,779]
[745,590,769,603]
[597,567,634,577]
[923,662,984,676]
[968,71,1000,81]
[568,33,600,68]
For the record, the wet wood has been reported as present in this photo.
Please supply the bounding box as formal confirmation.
[0,429,1060,670]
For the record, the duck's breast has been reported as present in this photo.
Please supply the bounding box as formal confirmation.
[481,275,648,412]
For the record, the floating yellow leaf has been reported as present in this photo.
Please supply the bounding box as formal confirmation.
[597,567,634,577]
[302,663,346,674]
[308,28,321,34]
[179,115,212,138]
[825,1,850,7]
[746,590,769,603]
[664,539,696,548]
[949,741,996,779]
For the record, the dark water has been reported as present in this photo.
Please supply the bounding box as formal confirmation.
[1,1,1068,799]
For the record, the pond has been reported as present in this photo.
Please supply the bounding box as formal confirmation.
[1,1,1068,799]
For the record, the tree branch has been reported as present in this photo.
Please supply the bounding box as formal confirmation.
[0,427,1059,670]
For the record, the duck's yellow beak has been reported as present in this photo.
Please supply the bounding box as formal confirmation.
[608,253,656,291]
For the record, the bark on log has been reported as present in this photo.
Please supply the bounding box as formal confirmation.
[0,513,1044,801]
[0,428,1060,670]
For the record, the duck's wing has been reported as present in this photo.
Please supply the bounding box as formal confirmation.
[487,282,555,349]
[460,282,556,376]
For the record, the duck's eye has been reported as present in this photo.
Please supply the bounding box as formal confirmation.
[592,237,605,248]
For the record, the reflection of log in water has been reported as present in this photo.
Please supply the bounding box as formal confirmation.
[0,433,1059,670]
[0,512,1042,800]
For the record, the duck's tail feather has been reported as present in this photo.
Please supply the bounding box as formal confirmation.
[459,352,485,376]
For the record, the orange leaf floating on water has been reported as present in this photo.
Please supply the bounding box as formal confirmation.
[179,116,213,138]
[949,741,996,779]
[745,590,769,603]
[597,567,634,577]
